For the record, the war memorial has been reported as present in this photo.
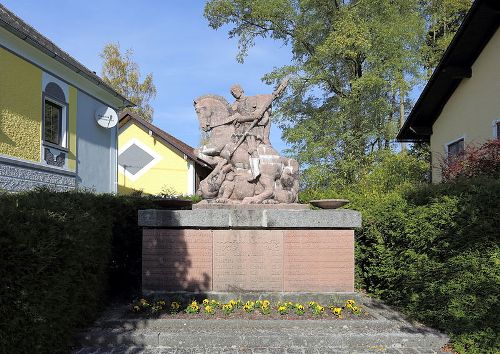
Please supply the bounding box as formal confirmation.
[138,81,361,294]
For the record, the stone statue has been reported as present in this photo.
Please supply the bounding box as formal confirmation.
[194,79,299,204]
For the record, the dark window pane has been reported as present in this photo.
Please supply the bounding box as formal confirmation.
[44,100,61,145]
[448,138,464,157]
[496,122,500,139]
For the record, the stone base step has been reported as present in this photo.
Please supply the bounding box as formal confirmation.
[78,326,448,350]
[72,296,449,353]
[88,318,432,334]
[73,345,448,354]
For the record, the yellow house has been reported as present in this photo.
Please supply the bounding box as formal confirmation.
[0,4,133,193]
[397,0,500,182]
[118,112,211,195]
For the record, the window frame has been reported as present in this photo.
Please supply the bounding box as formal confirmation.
[492,119,500,139]
[445,136,465,158]
[42,92,68,150]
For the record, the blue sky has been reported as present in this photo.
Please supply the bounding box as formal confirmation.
[2,0,292,152]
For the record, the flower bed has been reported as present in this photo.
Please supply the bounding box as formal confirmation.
[130,297,369,320]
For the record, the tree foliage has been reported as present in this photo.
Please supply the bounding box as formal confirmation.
[205,0,425,189]
[421,0,473,73]
[100,43,157,121]
[204,0,471,190]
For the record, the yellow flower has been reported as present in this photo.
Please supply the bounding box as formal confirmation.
[243,301,255,313]
[332,307,342,317]
[350,306,361,315]
[259,304,271,315]
[191,300,198,307]
[171,302,180,310]
[345,299,356,308]
[222,303,234,314]
[229,299,236,306]
[311,303,324,315]
[294,303,305,315]
[203,299,209,306]
[277,305,288,314]
[204,305,214,314]
[263,300,270,307]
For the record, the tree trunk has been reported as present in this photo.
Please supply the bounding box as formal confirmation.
[400,89,406,151]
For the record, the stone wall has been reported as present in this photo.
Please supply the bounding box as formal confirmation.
[140,208,360,293]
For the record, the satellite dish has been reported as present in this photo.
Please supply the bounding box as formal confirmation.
[95,107,118,128]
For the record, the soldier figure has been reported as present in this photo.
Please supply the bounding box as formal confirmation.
[194,78,296,204]
[229,84,269,157]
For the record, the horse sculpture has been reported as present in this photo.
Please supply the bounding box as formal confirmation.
[193,85,299,204]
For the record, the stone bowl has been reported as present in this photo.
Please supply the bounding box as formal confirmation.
[309,199,349,209]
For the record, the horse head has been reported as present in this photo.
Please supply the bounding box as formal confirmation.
[193,94,231,132]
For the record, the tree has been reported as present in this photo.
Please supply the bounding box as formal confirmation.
[204,0,425,190]
[100,43,157,122]
[421,0,473,74]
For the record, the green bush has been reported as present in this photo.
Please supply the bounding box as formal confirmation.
[352,177,499,353]
[0,189,158,353]
[0,190,111,353]
[299,150,430,202]
[395,179,499,353]
[302,151,499,353]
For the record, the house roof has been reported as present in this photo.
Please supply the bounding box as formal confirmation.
[397,0,500,142]
[119,112,211,169]
[0,4,134,109]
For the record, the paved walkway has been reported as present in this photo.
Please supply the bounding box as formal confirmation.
[72,296,449,354]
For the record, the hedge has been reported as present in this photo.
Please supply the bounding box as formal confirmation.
[0,189,157,354]
[349,177,499,353]
[302,151,499,353]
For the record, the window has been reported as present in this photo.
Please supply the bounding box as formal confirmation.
[447,138,464,157]
[44,100,62,145]
[494,120,500,139]
[42,82,67,148]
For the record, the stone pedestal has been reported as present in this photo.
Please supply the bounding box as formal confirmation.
[138,207,361,293]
